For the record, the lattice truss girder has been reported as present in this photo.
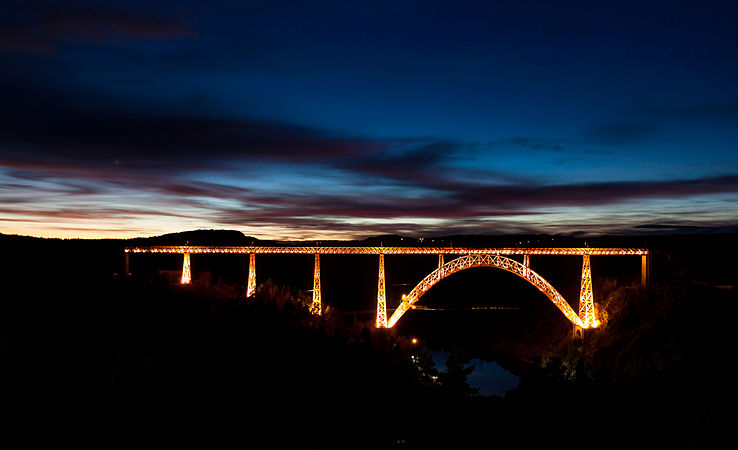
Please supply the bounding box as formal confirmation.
[387,254,585,328]
[127,246,647,256]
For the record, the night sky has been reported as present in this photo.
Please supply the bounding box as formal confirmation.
[2,1,737,239]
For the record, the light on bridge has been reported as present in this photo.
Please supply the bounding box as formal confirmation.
[128,245,644,331]
[181,253,191,284]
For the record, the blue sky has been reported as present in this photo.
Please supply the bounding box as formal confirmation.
[1,0,737,239]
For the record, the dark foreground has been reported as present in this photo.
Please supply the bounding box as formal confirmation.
[1,232,737,447]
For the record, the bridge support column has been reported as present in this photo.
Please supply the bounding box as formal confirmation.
[124,252,130,279]
[181,253,191,284]
[578,254,597,328]
[438,254,444,269]
[641,254,649,287]
[311,254,322,315]
[246,253,256,298]
[523,254,530,277]
[376,254,387,328]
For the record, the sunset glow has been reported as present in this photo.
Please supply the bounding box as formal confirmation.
[1,1,737,239]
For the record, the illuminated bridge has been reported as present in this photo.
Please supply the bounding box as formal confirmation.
[125,246,648,333]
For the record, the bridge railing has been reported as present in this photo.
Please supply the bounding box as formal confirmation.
[125,246,647,255]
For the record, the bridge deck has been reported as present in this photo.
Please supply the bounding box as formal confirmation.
[125,246,647,256]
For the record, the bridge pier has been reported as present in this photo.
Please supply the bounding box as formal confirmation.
[181,252,191,284]
[641,254,649,286]
[578,254,596,328]
[573,325,584,340]
[246,253,256,298]
[438,254,444,269]
[311,254,322,315]
[376,254,387,328]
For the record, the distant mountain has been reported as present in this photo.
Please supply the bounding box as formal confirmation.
[125,229,258,246]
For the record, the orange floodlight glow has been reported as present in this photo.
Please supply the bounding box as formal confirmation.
[181,253,191,284]
[127,245,646,330]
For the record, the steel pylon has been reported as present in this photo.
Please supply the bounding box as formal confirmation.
[181,252,191,284]
[246,253,256,297]
[311,254,322,315]
[579,254,598,328]
[376,254,387,328]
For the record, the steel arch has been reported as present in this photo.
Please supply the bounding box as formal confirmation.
[387,254,585,328]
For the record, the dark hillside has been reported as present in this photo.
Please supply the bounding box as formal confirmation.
[1,231,737,446]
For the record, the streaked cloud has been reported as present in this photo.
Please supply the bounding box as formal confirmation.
[1,0,737,239]
[0,2,193,54]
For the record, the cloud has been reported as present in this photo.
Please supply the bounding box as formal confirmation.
[2,57,737,239]
[0,206,187,221]
[2,9,737,240]
[0,103,380,172]
[41,5,193,42]
[0,58,480,190]
[631,223,738,234]
[339,140,462,186]
[3,63,738,235]
[0,48,380,172]
[0,25,55,53]
[0,2,193,54]
[451,175,738,210]
[131,173,738,236]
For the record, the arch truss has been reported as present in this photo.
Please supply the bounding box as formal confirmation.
[386,254,585,328]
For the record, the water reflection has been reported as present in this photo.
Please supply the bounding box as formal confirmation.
[431,351,519,397]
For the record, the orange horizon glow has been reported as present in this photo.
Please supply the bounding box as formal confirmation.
[0,224,370,241]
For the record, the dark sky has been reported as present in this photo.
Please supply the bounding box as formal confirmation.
[1,0,737,239]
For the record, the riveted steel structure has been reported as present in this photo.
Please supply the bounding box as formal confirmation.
[579,254,597,328]
[126,245,647,328]
[246,253,256,298]
[181,252,191,284]
[127,246,647,256]
[376,254,387,328]
[311,254,322,315]
[387,254,585,328]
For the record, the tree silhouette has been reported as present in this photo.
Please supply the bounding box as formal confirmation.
[437,348,479,398]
